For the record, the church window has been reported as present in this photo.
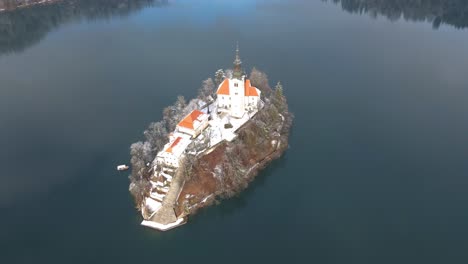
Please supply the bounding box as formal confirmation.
[234,83,238,87]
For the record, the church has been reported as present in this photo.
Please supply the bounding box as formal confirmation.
[216,46,261,118]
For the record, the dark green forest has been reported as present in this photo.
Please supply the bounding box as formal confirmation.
[1,0,466,56]
[327,0,468,29]
[0,0,168,55]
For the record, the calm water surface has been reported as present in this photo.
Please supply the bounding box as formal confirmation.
[1,0,468,263]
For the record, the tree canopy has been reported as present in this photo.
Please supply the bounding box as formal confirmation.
[326,0,468,29]
[0,0,168,55]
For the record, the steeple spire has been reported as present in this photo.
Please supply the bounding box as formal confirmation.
[233,42,242,79]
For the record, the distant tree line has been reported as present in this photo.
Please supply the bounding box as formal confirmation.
[0,0,168,55]
[325,0,468,29]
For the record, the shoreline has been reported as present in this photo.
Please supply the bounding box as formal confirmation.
[128,58,292,231]
[176,111,291,217]
[139,118,290,231]
[0,0,61,13]
[135,97,292,231]
[141,216,187,231]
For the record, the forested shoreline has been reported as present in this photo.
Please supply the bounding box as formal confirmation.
[327,0,468,29]
[0,0,167,55]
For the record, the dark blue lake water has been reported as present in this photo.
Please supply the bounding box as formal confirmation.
[1,0,468,263]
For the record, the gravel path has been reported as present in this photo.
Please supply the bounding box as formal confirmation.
[150,158,186,225]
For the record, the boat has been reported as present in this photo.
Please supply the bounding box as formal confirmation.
[117,164,129,171]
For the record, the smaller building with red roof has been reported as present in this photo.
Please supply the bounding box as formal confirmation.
[176,109,209,138]
[156,133,192,168]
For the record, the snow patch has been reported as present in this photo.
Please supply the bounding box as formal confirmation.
[141,217,186,231]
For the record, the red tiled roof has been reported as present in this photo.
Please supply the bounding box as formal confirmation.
[216,79,230,95]
[216,78,259,97]
[177,110,204,130]
[244,79,259,96]
[166,137,182,153]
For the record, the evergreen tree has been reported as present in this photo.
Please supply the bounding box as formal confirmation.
[275,81,283,98]
[273,81,285,112]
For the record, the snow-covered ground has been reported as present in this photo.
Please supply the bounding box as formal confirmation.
[200,100,216,114]
[150,191,165,201]
[161,171,173,180]
[141,217,186,231]
[209,108,255,143]
[156,181,164,187]
[145,197,162,215]
[143,99,261,223]
[160,186,170,193]
[201,194,214,204]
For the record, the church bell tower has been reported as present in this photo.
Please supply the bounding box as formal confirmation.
[233,43,243,79]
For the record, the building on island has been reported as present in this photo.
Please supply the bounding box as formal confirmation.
[156,134,191,168]
[154,46,261,169]
[176,109,209,138]
[216,45,261,118]
[143,45,266,230]
[156,110,208,168]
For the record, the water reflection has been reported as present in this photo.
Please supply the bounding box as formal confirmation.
[0,0,168,55]
[326,0,468,29]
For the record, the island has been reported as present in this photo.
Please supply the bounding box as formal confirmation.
[128,45,293,231]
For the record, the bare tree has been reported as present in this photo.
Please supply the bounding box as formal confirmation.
[163,106,176,131]
[182,154,197,180]
[183,99,199,116]
[144,121,168,155]
[249,67,272,96]
[130,141,148,169]
[214,69,225,87]
[224,69,233,79]
[129,179,151,209]
[129,141,153,209]
[198,78,215,102]
[175,95,187,111]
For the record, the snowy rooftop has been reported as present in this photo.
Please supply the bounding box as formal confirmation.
[158,133,192,158]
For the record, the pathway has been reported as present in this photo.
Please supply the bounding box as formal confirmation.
[149,157,186,225]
